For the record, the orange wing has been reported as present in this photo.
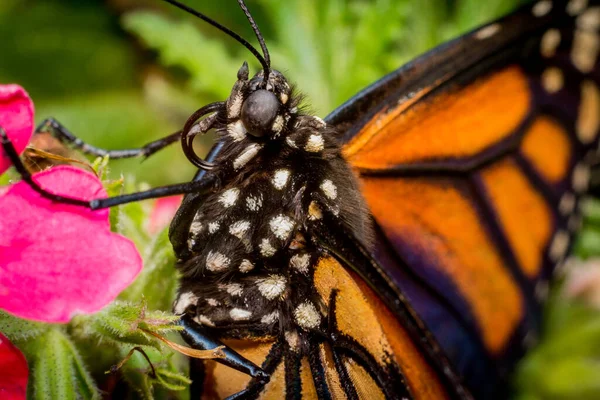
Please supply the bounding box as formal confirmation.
[327,2,599,398]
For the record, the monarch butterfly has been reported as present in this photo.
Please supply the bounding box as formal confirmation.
[1,0,599,398]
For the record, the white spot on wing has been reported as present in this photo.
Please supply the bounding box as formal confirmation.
[320,179,338,200]
[305,134,325,152]
[577,7,600,30]
[233,144,262,170]
[206,251,231,272]
[571,29,599,73]
[219,188,240,207]
[272,169,290,190]
[532,0,553,17]
[269,214,295,240]
[559,192,576,215]
[174,292,198,314]
[256,274,287,300]
[549,230,570,262]
[572,163,591,193]
[475,23,501,40]
[577,80,600,144]
[540,29,561,57]
[230,308,252,321]
[567,0,588,16]
[285,331,300,351]
[541,67,564,93]
[294,302,321,329]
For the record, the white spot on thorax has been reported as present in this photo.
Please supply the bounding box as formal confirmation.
[233,143,262,170]
[567,0,588,15]
[228,93,243,119]
[174,292,198,314]
[475,23,501,40]
[286,137,298,149]
[320,179,338,200]
[269,214,295,240]
[189,221,203,236]
[540,29,561,57]
[194,315,215,327]
[256,275,287,300]
[208,221,220,234]
[261,311,279,324]
[228,120,247,142]
[206,298,220,307]
[246,194,263,211]
[272,169,290,190]
[312,116,326,128]
[230,308,252,321]
[239,259,255,273]
[305,134,325,152]
[259,238,276,257]
[219,188,240,207]
[290,253,310,274]
[280,92,289,104]
[272,115,285,133]
[308,201,323,220]
[206,251,231,272]
[294,302,321,329]
[532,1,553,17]
[549,230,570,262]
[219,283,243,296]
[229,220,251,239]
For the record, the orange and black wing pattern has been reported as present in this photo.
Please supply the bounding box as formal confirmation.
[324,0,600,398]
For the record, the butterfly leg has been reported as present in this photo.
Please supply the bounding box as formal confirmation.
[35,118,182,159]
[179,314,269,381]
[0,125,218,209]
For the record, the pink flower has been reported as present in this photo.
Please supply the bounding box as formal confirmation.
[0,85,34,175]
[0,166,143,322]
[148,195,183,234]
[0,332,28,400]
[0,83,143,322]
[564,258,600,308]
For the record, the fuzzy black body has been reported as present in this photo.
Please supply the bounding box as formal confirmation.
[171,69,372,341]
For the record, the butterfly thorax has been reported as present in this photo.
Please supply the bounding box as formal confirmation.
[173,66,372,343]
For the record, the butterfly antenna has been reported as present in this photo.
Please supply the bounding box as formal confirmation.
[236,0,271,81]
[161,0,269,74]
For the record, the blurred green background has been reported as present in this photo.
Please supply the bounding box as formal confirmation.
[0,0,525,186]
[4,1,600,399]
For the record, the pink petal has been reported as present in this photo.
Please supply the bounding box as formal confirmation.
[0,166,143,323]
[0,85,34,175]
[0,332,28,400]
[148,195,183,234]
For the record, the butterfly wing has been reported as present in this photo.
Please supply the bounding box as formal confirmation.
[324,0,599,397]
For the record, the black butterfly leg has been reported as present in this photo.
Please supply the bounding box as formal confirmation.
[35,118,182,159]
[179,314,269,381]
[1,126,217,209]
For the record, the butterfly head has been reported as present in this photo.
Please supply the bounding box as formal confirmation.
[225,62,296,140]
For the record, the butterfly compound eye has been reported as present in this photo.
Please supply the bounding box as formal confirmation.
[241,89,279,137]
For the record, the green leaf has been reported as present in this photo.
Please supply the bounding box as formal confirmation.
[31,329,77,400]
[0,312,49,342]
